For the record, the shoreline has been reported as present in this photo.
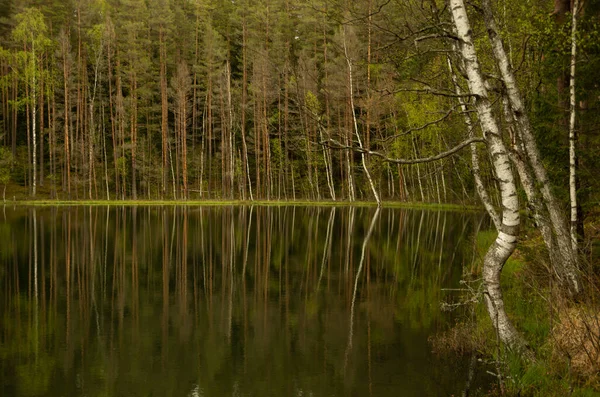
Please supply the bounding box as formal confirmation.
[3,199,483,211]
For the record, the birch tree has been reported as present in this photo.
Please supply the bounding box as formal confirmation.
[342,23,380,205]
[568,0,580,251]
[13,8,51,197]
[480,0,581,296]
[449,0,528,353]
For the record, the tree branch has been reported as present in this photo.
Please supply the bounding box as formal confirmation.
[377,105,475,142]
[384,87,477,98]
[323,136,485,165]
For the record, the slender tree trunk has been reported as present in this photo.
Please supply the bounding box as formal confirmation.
[62,32,71,197]
[264,1,272,200]
[31,34,37,197]
[107,27,119,199]
[50,73,57,198]
[88,43,101,200]
[451,0,530,354]
[207,77,212,199]
[343,26,380,205]
[39,58,45,188]
[160,26,168,198]
[569,0,580,250]
[412,138,425,202]
[447,57,501,229]
[344,109,355,202]
[220,72,227,198]
[116,56,126,199]
[130,69,138,200]
[182,78,188,200]
[481,0,581,295]
[12,72,17,158]
[101,101,109,200]
[241,14,253,201]
[227,60,234,199]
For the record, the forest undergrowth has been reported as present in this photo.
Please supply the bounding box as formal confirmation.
[432,210,600,397]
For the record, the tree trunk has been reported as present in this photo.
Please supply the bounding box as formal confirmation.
[569,0,580,250]
[481,0,581,296]
[343,26,380,205]
[130,70,137,200]
[447,57,501,229]
[241,13,253,201]
[451,0,529,354]
[160,26,168,198]
[32,35,37,198]
[62,31,71,198]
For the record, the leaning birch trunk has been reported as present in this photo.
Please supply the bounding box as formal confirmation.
[343,26,380,206]
[480,0,581,296]
[502,96,557,262]
[450,0,529,354]
[569,0,579,251]
[317,123,336,201]
[447,57,501,230]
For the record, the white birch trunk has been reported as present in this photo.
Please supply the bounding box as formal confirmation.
[447,57,501,229]
[343,26,380,205]
[346,128,355,201]
[451,0,529,354]
[480,0,581,295]
[502,97,556,260]
[412,138,425,202]
[569,0,579,251]
[317,124,336,200]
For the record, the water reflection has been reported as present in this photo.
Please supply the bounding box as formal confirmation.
[1,206,485,396]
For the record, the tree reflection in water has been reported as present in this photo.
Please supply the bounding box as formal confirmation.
[0,206,488,396]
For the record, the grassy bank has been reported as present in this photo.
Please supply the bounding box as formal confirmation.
[6,199,481,211]
[0,182,485,211]
[445,214,600,396]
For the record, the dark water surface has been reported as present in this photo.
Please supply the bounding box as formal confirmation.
[0,206,490,396]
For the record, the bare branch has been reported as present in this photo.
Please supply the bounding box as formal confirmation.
[376,104,475,142]
[414,32,461,42]
[385,87,477,98]
[323,137,485,165]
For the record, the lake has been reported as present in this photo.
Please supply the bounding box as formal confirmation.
[0,206,492,396]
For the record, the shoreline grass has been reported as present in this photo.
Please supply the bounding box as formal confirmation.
[4,198,483,211]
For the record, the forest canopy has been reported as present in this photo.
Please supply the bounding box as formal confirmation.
[0,0,598,207]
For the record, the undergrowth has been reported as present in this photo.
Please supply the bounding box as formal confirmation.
[432,214,600,396]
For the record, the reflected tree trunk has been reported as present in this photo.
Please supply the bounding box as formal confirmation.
[344,207,380,371]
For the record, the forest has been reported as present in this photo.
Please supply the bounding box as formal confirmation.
[0,0,597,206]
[2,0,600,394]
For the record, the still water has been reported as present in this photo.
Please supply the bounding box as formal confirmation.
[0,206,490,396]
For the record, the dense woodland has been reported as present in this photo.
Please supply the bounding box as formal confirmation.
[4,0,600,382]
[0,0,598,205]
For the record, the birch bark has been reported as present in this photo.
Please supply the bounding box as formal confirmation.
[481,0,581,295]
[450,0,529,353]
[343,26,380,205]
[447,57,501,230]
[569,0,580,251]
